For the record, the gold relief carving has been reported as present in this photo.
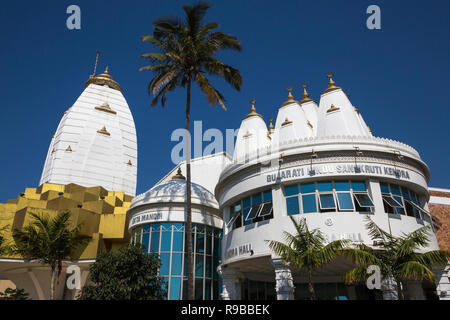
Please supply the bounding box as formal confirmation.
[97,126,111,136]
[326,104,340,113]
[95,102,117,115]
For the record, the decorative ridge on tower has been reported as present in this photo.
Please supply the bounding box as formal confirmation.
[172,167,186,180]
[244,99,263,119]
[85,66,122,92]
[298,84,314,104]
[281,87,298,107]
[322,72,341,94]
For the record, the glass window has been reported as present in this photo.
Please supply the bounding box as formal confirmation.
[150,231,160,252]
[401,187,411,200]
[196,233,205,253]
[336,193,354,211]
[242,197,251,208]
[286,196,300,215]
[390,184,401,196]
[382,195,403,208]
[252,193,262,205]
[172,231,183,252]
[380,183,390,194]
[195,254,204,277]
[171,253,183,276]
[205,256,212,278]
[160,253,170,276]
[300,183,315,194]
[302,194,317,213]
[245,205,261,221]
[317,181,333,192]
[351,181,366,192]
[195,279,203,300]
[161,231,172,252]
[205,279,212,300]
[258,202,273,217]
[206,234,212,255]
[285,184,299,196]
[151,223,161,231]
[354,193,374,207]
[141,233,150,253]
[169,277,182,300]
[334,181,350,191]
[319,194,336,209]
[143,225,150,233]
[263,190,272,202]
[161,223,172,231]
[393,196,404,214]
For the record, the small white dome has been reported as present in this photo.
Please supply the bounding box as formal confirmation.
[130,178,219,210]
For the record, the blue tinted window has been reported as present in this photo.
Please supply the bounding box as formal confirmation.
[334,181,350,191]
[411,192,418,203]
[393,196,404,214]
[351,181,366,192]
[390,185,401,196]
[402,187,410,200]
[171,253,183,276]
[206,235,212,255]
[205,279,212,300]
[205,256,212,278]
[300,183,315,194]
[196,233,205,253]
[233,203,241,212]
[141,233,150,253]
[337,193,354,210]
[285,185,299,196]
[173,223,183,231]
[195,254,204,277]
[169,277,182,300]
[143,225,150,233]
[252,193,262,205]
[380,183,390,194]
[263,190,272,202]
[317,181,333,192]
[161,231,172,252]
[172,231,183,252]
[286,197,300,215]
[319,194,336,209]
[161,223,172,231]
[150,231,160,252]
[160,253,170,276]
[302,194,317,213]
[242,197,251,208]
[151,223,161,231]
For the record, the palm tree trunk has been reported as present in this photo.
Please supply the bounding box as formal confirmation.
[308,268,316,300]
[50,265,56,300]
[396,279,404,300]
[185,77,194,300]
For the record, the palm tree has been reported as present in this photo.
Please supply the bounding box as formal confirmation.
[140,2,242,300]
[343,216,450,300]
[266,216,352,300]
[0,225,8,256]
[11,211,89,300]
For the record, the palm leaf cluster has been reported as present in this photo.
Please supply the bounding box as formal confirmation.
[343,216,450,297]
[140,2,242,109]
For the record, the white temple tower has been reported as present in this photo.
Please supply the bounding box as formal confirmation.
[39,67,138,196]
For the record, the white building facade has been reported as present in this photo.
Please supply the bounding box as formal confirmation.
[214,76,441,300]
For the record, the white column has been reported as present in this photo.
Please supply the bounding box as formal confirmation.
[271,258,295,300]
[217,265,239,300]
[435,264,450,300]
[381,276,399,300]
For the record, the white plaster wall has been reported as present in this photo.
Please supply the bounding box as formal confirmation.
[40,83,137,196]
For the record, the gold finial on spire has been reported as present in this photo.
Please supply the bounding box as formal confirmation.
[282,87,298,107]
[323,72,341,94]
[299,83,313,104]
[244,99,263,119]
[172,167,186,180]
[85,64,122,92]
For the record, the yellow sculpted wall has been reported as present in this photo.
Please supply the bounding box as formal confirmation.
[0,183,133,260]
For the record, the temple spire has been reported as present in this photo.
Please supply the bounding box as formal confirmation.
[323,72,341,94]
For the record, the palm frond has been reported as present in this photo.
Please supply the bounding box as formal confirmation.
[194,72,227,110]
[396,261,435,282]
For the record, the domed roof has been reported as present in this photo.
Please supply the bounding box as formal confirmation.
[85,67,122,92]
[130,175,219,210]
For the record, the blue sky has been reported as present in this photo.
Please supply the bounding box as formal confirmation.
[0,0,449,201]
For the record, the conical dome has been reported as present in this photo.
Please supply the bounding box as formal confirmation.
[233,100,270,161]
[40,67,137,195]
[317,74,370,137]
